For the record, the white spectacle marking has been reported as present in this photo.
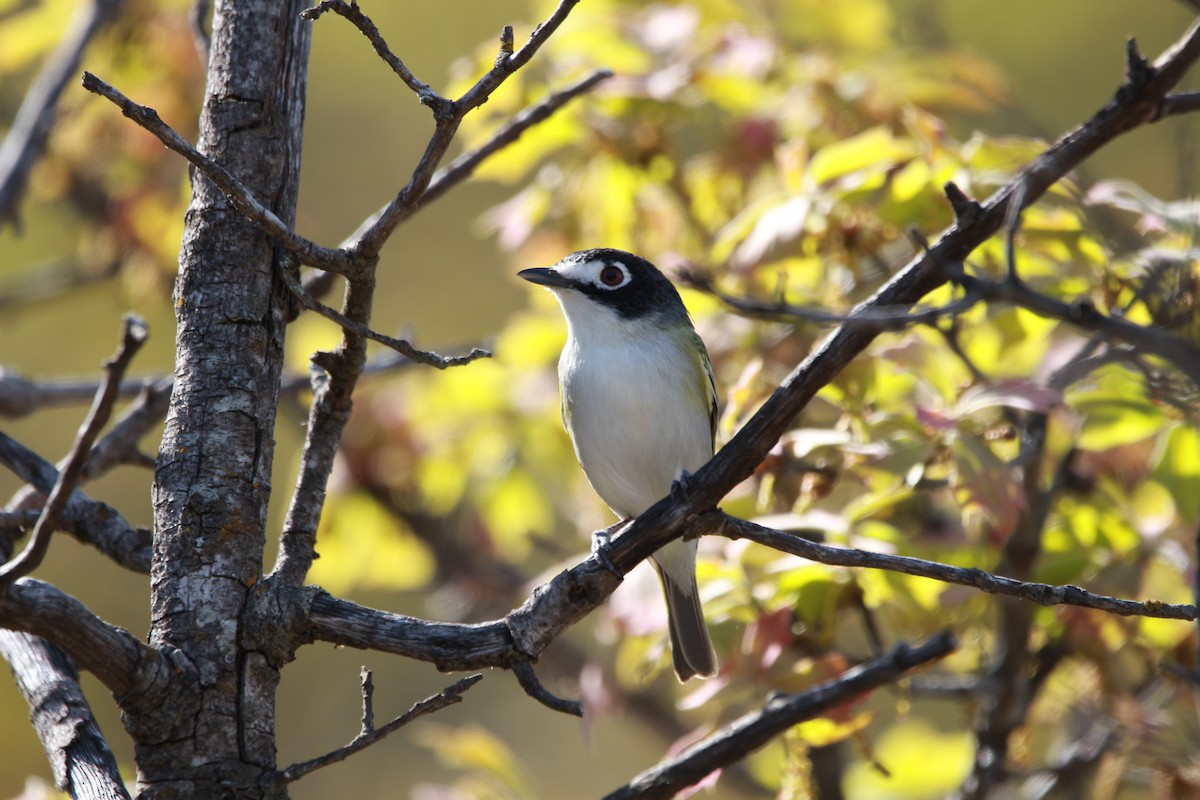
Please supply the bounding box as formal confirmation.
[553,257,631,291]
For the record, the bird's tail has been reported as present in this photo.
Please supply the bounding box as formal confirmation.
[653,541,717,681]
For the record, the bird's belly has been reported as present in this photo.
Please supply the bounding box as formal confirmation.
[562,348,711,518]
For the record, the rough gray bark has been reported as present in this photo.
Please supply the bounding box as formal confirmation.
[0,631,130,800]
[140,1,309,796]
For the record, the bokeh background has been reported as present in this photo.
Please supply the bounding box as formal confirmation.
[2,1,1198,797]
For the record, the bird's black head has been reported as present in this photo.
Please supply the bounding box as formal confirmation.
[518,248,690,323]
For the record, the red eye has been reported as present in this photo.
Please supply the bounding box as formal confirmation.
[599,265,625,286]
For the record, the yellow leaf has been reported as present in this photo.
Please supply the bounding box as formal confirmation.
[844,719,974,799]
[806,127,917,186]
[310,493,435,593]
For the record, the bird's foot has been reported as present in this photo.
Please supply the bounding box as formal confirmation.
[670,469,695,503]
[591,521,625,579]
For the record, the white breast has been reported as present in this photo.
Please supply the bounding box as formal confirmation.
[556,294,713,519]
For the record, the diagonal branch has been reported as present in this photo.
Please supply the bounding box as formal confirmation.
[0,578,152,697]
[300,0,441,106]
[411,68,612,214]
[278,264,491,368]
[0,630,130,798]
[0,314,147,594]
[0,0,125,225]
[602,632,959,800]
[345,0,585,257]
[80,72,356,277]
[0,432,151,573]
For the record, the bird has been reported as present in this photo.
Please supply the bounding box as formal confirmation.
[519,248,718,681]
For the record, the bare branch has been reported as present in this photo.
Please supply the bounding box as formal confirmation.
[279,264,491,369]
[272,673,483,786]
[512,657,582,717]
[344,67,611,246]
[300,1,442,108]
[359,666,375,734]
[0,631,130,798]
[948,265,1200,375]
[420,69,612,209]
[0,367,161,419]
[80,72,356,276]
[602,632,958,800]
[0,432,151,573]
[0,578,151,697]
[0,314,147,593]
[1159,90,1200,118]
[350,0,585,256]
[714,512,1196,619]
[0,0,125,225]
[307,590,515,669]
[680,267,982,330]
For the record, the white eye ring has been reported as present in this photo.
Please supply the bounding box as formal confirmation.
[594,261,630,290]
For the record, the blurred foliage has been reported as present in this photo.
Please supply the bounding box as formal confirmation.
[0,0,200,304]
[320,0,1200,797]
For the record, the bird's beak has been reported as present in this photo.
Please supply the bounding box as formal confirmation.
[518,267,574,289]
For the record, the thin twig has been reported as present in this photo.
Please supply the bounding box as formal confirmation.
[359,666,375,735]
[0,0,125,225]
[681,268,982,329]
[512,657,583,717]
[350,0,585,256]
[301,1,442,109]
[279,264,491,368]
[272,673,483,786]
[713,512,1196,620]
[419,69,612,210]
[344,68,611,243]
[0,315,148,594]
[80,72,355,276]
[0,432,151,574]
[1004,178,1028,284]
[949,266,1200,376]
[1158,91,1200,118]
[602,632,958,800]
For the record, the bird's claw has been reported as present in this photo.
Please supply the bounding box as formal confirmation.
[591,524,624,579]
[670,469,695,503]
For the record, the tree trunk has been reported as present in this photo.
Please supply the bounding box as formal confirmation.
[137,2,309,796]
